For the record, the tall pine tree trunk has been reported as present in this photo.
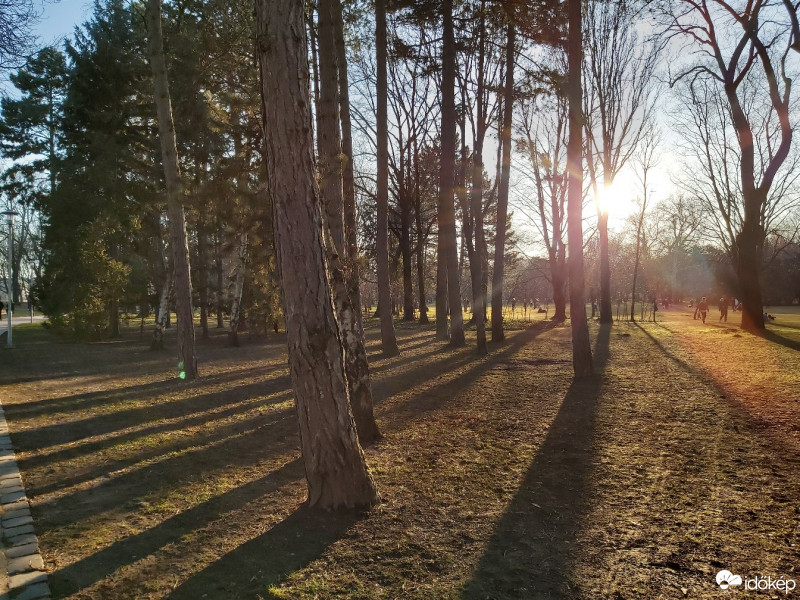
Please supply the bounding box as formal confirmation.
[197,227,209,339]
[152,270,172,350]
[470,3,488,354]
[414,197,429,324]
[491,18,515,343]
[567,0,593,377]
[256,0,378,509]
[438,0,465,346]
[215,229,224,328]
[401,194,414,321]
[376,0,400,355]
[145,0,198,379]
[319,0,380,444]
[228,232,248,347]
[333,0,373,350]
[151,214,170,350]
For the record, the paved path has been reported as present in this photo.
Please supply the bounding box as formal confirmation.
[0,314,50,597]
[0,405,50,600]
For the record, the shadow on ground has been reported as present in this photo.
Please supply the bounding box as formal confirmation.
[461,324,610,599]
[167,505,362,599]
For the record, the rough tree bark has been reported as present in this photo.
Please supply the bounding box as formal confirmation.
[438,0,465,346]
[400,192,414,321]
[145,0,198,379]
[152,271,171,351]
[413,183,429,324]
[319,0,381,444]
[197,227,209,340]
[214,228,224,328]
[375,0,400,355]
[470,2,489,354]
[228,232,248,347]
[255,0,378,509]
[333,0,373,351]
[567,0,593,377]
[491,17,515,343]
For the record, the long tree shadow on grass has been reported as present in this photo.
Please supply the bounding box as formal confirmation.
[5,363,283,419]
[378,321,559,424]
[22,391,294,498]
[762,329,800,352]
[166,505,363,600]
[46,457,304,597]
[11,371,292,452]
[32,410,299,535]
[462,324,610,599]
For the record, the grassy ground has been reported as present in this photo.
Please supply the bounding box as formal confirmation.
[0,306,798,599]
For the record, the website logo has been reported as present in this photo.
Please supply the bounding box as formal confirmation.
[716,570,742,590]
[715,569,797,594]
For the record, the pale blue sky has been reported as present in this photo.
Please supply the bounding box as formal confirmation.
[35,0,93,47]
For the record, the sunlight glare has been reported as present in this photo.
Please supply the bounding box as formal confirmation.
[593,180,636,217]
[594,183,612,215]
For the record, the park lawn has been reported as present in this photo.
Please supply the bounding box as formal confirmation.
[0,310,798,599]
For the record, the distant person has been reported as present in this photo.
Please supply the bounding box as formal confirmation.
[511,297,516,314]
[698,297,709,323]
[733,298,739,312]
[719,296,729,323]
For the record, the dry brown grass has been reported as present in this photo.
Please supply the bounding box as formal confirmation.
[0,309,798,599]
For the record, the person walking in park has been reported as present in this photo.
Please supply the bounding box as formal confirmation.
[698,296,709,323]
[719,296,729,323]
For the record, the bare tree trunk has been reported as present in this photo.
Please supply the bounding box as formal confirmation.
[436,236,448,338]
[567,0,593,377]
[737,198,766,331]
[630,145,656,322]
[145,0,198,379]
[598,209,612,323]
[215,230,224,328]
[414,199,429,324]
[470,3,488,354]
[108,243,120,338]
[197,228,209,339]
[491,18,515,343]
[401,195,414,320]
[151,270,171,350]
[319,0,381,444]
[438,0,465,346]
[229,232,248,347]
[376,0,400,355]
[256,0,378,509]
[551,257,567,322]
[109,296,120,337]
[333,0,373,353]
